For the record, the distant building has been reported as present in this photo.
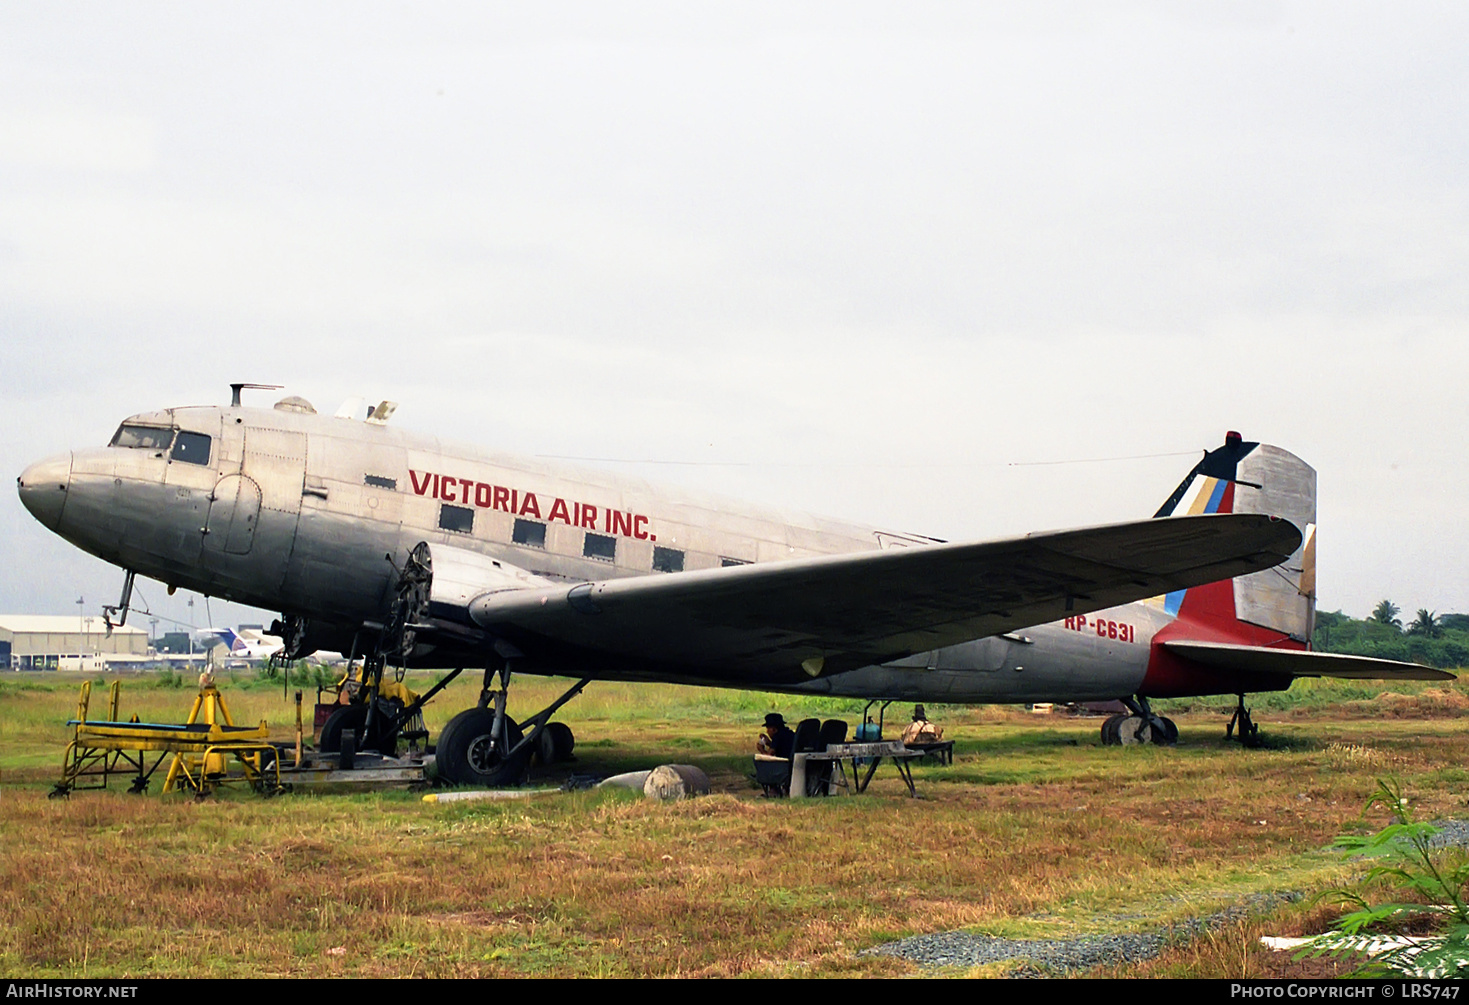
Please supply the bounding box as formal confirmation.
[153,630,225,665]
[156,631,194,655]
[0,615,149,670]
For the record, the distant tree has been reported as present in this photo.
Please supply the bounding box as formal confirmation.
[1408,609,1443,638]
[1371,600,1403,630]
[1440,613,1469,633]
[1309,606,1466,669]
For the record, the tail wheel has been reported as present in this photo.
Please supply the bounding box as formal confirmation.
[436,707,527,787]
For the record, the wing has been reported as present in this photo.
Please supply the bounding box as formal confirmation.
[463,513,1302,686]
[1162,640,1454,681]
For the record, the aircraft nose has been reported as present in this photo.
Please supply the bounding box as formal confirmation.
[17,453,72,531]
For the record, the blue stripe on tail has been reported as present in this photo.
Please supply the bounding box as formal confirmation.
[1163,478,1229,615]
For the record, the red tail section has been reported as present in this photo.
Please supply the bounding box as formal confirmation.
[1140,439,1314,698]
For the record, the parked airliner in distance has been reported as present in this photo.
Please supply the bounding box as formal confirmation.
[200,626,283,666]
[16,386,1448,784]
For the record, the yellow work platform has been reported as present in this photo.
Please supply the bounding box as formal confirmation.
[53,678,283,798]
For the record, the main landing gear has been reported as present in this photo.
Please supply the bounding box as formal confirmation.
[1099,693,1264,748]
[433,665,589,787]
[311,539,588,788]
[1100,696,1178,746]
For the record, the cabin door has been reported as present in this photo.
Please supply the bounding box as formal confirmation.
[231,427,306,592]
[204,475,262,556]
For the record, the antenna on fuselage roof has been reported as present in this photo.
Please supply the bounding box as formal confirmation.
[229,383,284,407]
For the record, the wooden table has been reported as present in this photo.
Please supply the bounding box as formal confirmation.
[789,740,926,798]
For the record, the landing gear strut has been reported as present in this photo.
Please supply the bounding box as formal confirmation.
[312,539,588,786]
[1225,693,1261,747]
[433,665,590,787]
[1100,696,1177,746]
[102,569,135,631]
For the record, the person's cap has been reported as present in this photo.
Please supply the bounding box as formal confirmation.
[764,712,785,728]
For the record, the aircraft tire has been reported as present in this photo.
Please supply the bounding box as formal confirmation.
[1100,714,1126,746]
[320,702,397,755]
[532,721,575,765]
[319,704,368,753]
[546,722,575,762]
[1116,715,1152,745]
[1151,716,1179,746]
[436,707,527,787]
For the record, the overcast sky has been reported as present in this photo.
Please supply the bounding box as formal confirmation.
[3,2,1466,635]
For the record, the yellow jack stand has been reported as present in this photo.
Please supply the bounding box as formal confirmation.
[161,684,281,796]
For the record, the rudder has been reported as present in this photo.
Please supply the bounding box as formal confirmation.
[1231,443,1316,642]
[1154,434,1316,642]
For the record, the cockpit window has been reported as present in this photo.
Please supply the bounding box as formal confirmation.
[110,424,174,450]
[171,431,212,466]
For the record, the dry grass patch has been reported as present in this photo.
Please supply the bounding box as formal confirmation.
[3,675,1469,976]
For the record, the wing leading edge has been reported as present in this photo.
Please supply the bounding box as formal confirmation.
[466,513,1302,686]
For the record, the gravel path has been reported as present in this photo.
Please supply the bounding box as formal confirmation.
[1427,818,1469,850]
[868,819,1469,975]
[865,893,1299,975]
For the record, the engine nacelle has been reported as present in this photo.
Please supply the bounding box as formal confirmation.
[425,543,556,623]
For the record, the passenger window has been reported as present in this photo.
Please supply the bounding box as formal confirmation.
[583,532,616,563]
[512,519,546,549]
[439,504,474,534]
[652,546,684,573]
[171,431,212,465]
[110,424,173,451]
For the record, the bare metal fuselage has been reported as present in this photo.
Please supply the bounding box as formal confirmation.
[19,402,1167,703]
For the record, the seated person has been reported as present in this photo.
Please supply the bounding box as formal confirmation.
[756,712,796,759]
[899,704,944,745]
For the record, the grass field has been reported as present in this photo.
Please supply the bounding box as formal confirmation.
[3,670,1468,978]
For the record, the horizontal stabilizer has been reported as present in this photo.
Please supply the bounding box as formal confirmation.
[1162,640,1454,681]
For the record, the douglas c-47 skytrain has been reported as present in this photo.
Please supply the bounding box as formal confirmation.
[16,385,1450,785]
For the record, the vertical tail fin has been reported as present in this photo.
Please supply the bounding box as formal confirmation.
[1154,431,1259,519]
[206,628,244,653]
[1155,433,1317,643]
[1231,443,1316,642]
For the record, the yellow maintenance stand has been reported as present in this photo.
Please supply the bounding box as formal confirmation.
[54,674,283,798]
